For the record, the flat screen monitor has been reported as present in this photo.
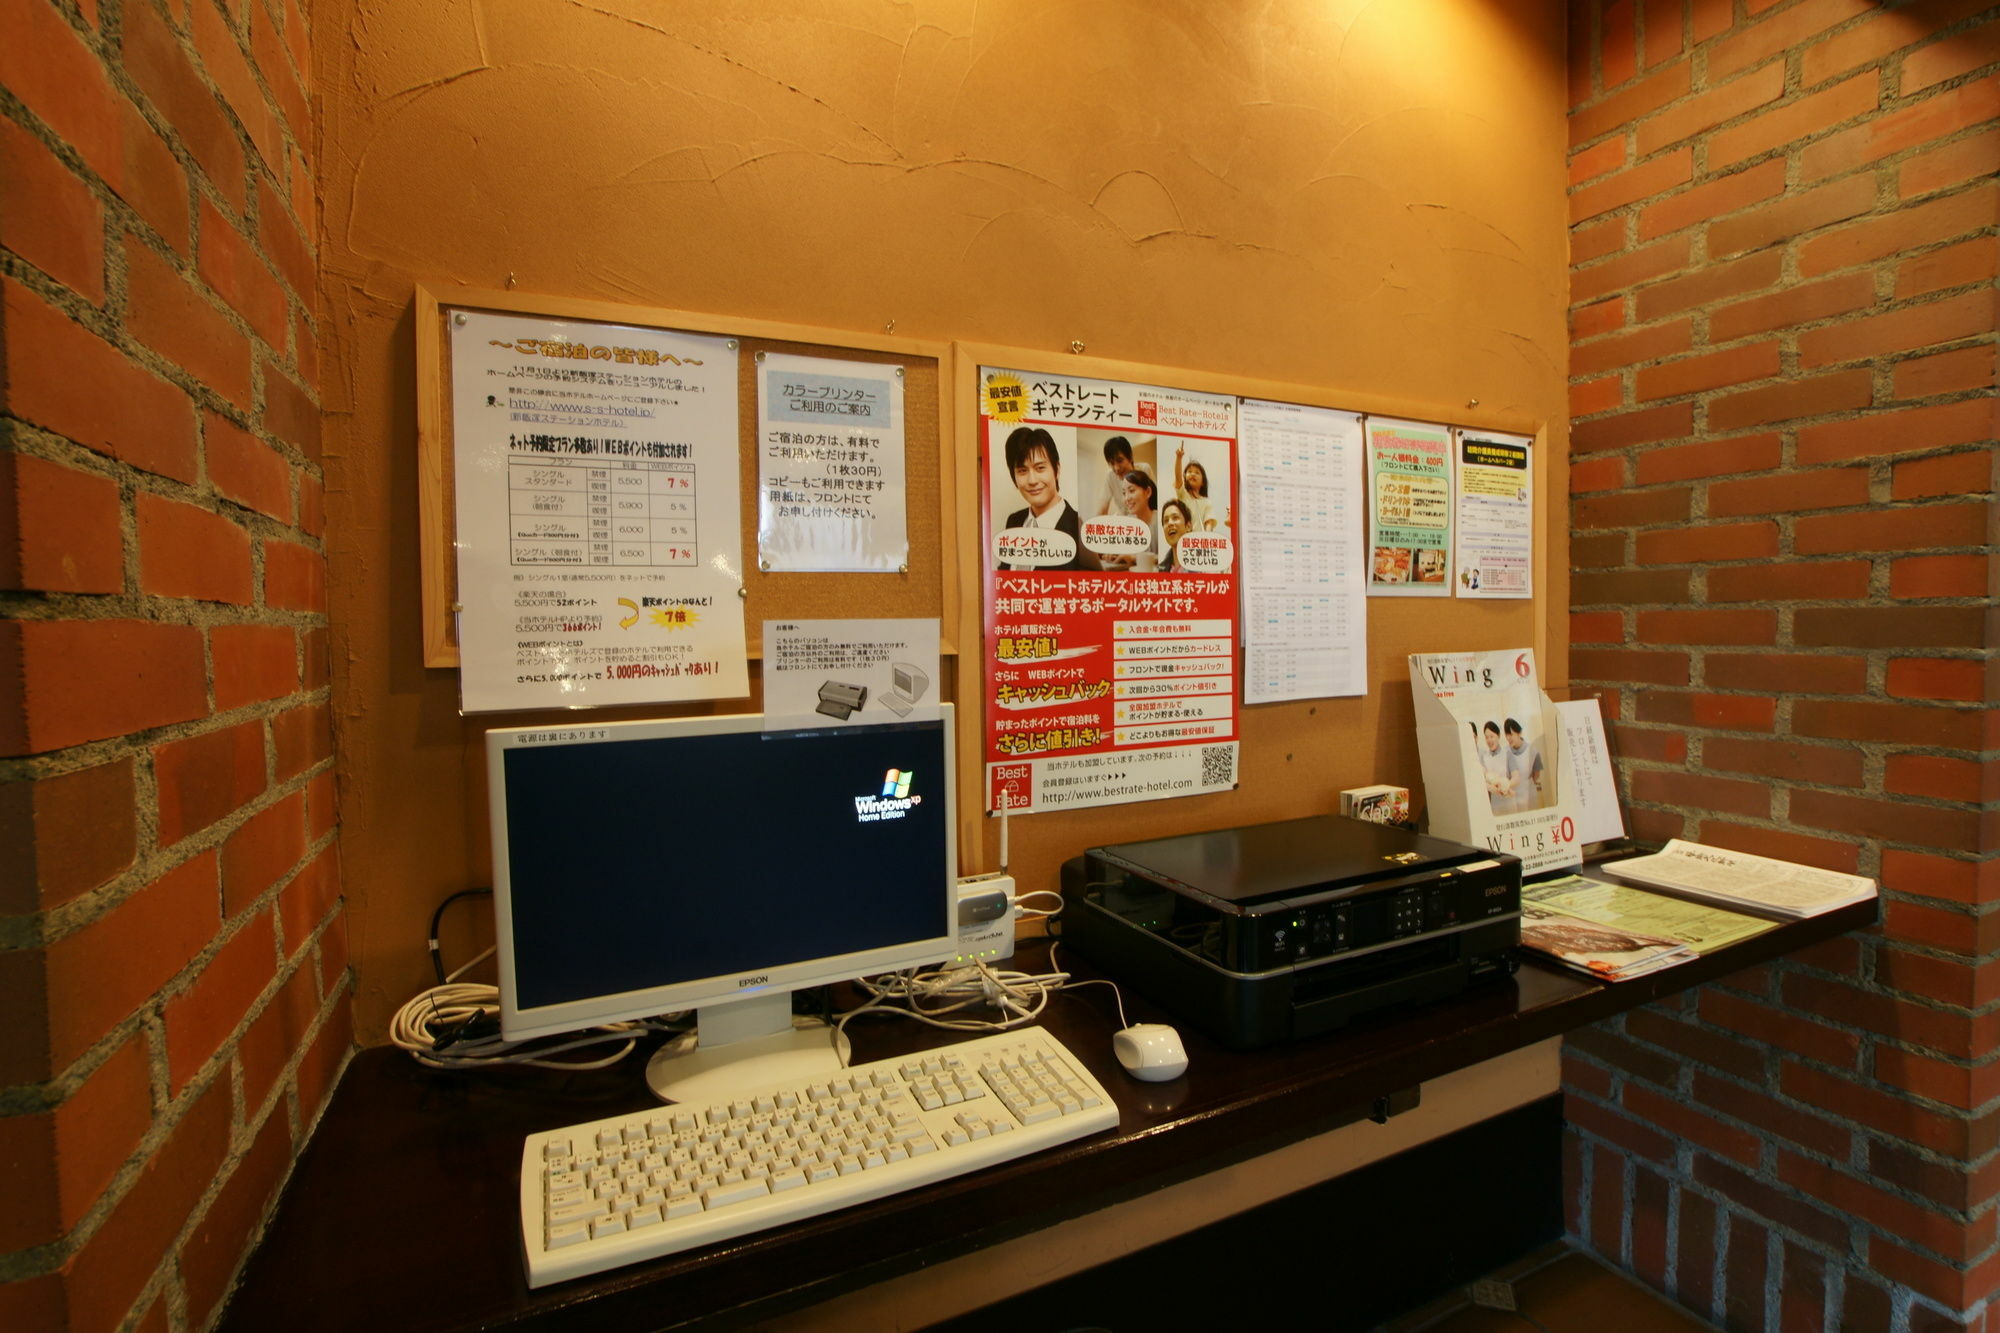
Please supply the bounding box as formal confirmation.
[486,708,956,1100]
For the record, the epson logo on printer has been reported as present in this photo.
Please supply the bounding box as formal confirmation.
[854,768,923,823]
[1484,884,1509,897]
[737,974,769,988]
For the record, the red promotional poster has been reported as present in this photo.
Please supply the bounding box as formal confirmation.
[980,367,1240,814]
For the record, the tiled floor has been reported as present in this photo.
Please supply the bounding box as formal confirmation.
[1380,1245,1721,1333]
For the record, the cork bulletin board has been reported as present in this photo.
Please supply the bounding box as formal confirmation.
[411,285,1565,893]
[413,283,959,673]
[947,343,1564,899]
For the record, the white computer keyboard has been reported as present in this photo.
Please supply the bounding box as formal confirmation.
[520,1027,1120,1287]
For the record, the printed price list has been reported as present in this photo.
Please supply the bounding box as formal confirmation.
[508,458,698,566]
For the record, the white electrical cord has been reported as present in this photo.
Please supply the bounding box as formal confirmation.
[1046,939,1130,1031]
[834,959,1068,1049]
[832,935,1132,1058]
[388,946,667,1070]
[1012,889,1063,922]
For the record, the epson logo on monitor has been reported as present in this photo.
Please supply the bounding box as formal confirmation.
[854,767,922,822]
[738,974,769,988]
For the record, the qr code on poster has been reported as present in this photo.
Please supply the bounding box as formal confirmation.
[1200,744,1235,788]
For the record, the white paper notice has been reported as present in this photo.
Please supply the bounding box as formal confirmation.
[756,353,908,572]
[763,619,941,729]
[1556,697,1625,845]
[449,310,748,712]
[1239,399,1367,703]
[1456,431,1534,599]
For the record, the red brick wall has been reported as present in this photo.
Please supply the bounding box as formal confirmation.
[1565,1,1997,1328]
[0,1,348,1329]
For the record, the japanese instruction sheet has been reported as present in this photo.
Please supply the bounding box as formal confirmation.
[755,353,908,572]
[1238,399,1367,703]
[1555,697,1624,845]
[763,618,941,730]
[1366,417,1453,597]
[979,367,1239,814]
[448,310,748,712]
[1455,431,1534,598]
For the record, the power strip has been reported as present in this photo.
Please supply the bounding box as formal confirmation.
[951,873,1016,965]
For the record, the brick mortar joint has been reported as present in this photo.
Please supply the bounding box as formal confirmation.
[1568,277,2000,365]
[0,89,183,265]
[0,585,334,625]
[0,264,321,473]
[94,0,319,216]
[1560,1128,1968,1304]
[0,748,337,952]
[1570,15,2000,151]
[1571,1062,1997,1228]
[0,969,344,1294]
[1569,1129,1998,1293]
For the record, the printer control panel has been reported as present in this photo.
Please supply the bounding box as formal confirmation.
[1245,862,1519,972]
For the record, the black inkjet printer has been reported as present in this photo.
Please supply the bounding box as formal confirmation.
[1060,815,1521,1050]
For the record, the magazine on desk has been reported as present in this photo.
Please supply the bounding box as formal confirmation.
[1601,840,1877,919]
[1408,649,1582,878]
[1524,875,1775,955]
[1517,899,1691,981]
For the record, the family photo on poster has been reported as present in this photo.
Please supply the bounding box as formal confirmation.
[981,368,1240,815]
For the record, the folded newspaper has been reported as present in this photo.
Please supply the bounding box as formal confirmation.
[1518,900,1691,981]
[1602,840,1878,919]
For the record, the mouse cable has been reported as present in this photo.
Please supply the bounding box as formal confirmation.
[1045,939,1130,1032]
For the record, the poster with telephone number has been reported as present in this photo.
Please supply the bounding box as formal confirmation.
[979,367,1240,814]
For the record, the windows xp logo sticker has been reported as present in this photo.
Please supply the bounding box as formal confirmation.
[855,768,921,822]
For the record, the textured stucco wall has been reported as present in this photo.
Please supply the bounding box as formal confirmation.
[315,0,1572,1039]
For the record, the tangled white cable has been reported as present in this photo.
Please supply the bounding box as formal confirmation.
[388,946,657,1070]
[832,936,1129,1057]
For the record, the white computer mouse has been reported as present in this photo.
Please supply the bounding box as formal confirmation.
[1113,1023,1189,1082]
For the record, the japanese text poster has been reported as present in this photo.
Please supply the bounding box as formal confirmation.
[979,366,1239,814]
[1365,416,1453,597]
[1556,697,1624,845]
[1454,431,1534,599]
[1239,399,1367,703]
[762,618,941,730]
[449,310,748,712]
[755,353,908,572]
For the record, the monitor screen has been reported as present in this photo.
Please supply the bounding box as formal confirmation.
[488,709,956,1042]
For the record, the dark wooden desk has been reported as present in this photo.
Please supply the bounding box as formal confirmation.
[222,903,1875,1332]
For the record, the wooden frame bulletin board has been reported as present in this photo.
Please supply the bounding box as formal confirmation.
[413,283,960,673]
[949,343,1565,897]
[412,286,1566,887]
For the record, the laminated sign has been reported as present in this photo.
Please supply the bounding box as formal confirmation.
[1409,648,1582,877]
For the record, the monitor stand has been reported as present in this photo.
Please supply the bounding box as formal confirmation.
[644,990,851,1105]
